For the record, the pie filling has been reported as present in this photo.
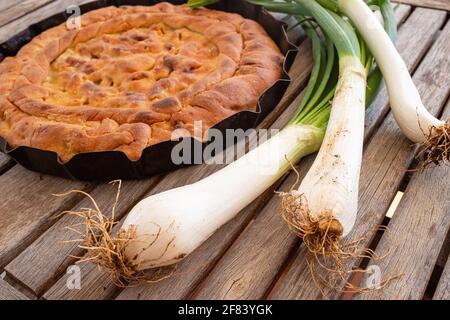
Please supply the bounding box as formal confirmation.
[44,24,220,109]
[0,2,283,162]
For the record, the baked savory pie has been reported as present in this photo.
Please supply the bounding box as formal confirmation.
[0,2,283,162]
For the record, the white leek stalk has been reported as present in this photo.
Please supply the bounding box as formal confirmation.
[123,124,323,269]
[67,0,383,285]
[66,1,338,284]
[339,0,449,166]
[290,56,366,238]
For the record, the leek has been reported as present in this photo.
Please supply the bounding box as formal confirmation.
[67,0,393,284]
[339,0,449,167]
[71,27,332,282]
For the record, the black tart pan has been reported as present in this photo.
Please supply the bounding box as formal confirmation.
[0,0,298,180]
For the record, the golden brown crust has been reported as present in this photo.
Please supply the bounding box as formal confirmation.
[0,3,283,162]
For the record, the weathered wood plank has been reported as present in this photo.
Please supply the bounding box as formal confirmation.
[436,234,450,268]
[115,93,313,301]
[0,279,30,300]
[394,0,450,11]
[434,257,450,300]
[45,179,283,300]
[0,0,96,43]
[272,15,450,300]
[191,5,419,300]
[192,168,308,299]
[358,99,450,300]
[43,39,315,300]
[0,167,89,268]
[3,1,306,295]
[5,178,161,296]
[0,153,10,166]
[365,6,435,141]
[0,2,16,13]
[0,1,306,46]
[0,0,54,27]
[0,153,14,173]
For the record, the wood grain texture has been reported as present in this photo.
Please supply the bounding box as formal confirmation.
[0,153,14,173]
[44,106,299,300]
[0,153,9,166]
[2,1,449,301]
[0,0,96,43]
[43,253,119,300]
[45,181,282,300]
[184,83,320,300]
[2,5,308,299]
[43,39,315,300]
[0,166,89,268]
[365,6,436,141]
[434,257,450,300]
[5,178,160,296]
[272,14,450,300]
[394,0,450,11]
[358,99,450,300]
[192,169,307,300]
[118,90,314,301]
[436,234,450,268]
[43,115,293,300]
[0,0,53,27]
[190,5,415,300]
[0,279,30,300]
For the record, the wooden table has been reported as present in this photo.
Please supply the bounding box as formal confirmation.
[0,0,449,300]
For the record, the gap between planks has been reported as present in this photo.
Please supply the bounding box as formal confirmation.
[191,4,442,300]
[1,272,39,300]
[433,253,450,299]
[0,169,93,269]
[41,40,314,300]
[0,0,98,43]
[357,74,450,300]
[44,3,413,300]
[393,0,450,12]
[423,227,450,299]
[358,22,450,299]
[7,24,309,298]
[2,1,446,302]
[0,7,305,287]
[5,177,164,296]
[0,278,31,300]
[271,10,449,300]
[356,96,450,300]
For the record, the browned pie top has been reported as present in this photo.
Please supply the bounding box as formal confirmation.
[0,2,283,162]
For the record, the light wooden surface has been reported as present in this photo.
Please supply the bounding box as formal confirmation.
[0,278,30,300]
[44,38,314,301]
[0,153,13,173]
[0,0,96,43]
[0,0,53,27]
[434,258,450,300]
[271,7,450,300]
[358,98,450,300]
[0,0,449,300]
[394,0,450,11]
